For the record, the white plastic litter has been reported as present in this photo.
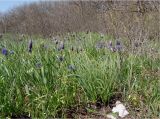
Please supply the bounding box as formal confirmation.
[112,101,129,118]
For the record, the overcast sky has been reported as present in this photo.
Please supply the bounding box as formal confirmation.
[0,0,40,13]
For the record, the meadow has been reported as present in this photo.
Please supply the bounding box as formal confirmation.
[0,33,159,118]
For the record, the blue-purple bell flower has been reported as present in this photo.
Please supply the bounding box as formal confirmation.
[57,56,64,62]
[36,62,42,69]
[95,42,103,49]
[2,48,8,56]
[58,42,64,51]
[10,50,14,55]
[28,40,33,53]
[68,64,76,71]
[115,40,122,51]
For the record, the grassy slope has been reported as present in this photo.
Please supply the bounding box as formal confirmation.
[0,33,159,118]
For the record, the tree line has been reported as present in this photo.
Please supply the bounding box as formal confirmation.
[0,1,159,41]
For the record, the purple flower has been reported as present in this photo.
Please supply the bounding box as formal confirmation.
[68,64,76,71]
[57,56,64,62]
[43,45,48,49]
[108,41,116,52]
[53,38,59,45]
[115,40,122,51]
[2,48,8,56]
[58,42,64,51]
[28,40,33,52]
[10,50,14,55]
[95,42,103,49]
[36,62,42,69]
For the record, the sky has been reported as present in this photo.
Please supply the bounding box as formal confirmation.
[0,0,40,13]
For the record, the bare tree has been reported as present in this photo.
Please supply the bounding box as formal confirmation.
[0,1,159,41]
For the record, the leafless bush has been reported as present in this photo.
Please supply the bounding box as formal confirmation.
[0,1,159,42]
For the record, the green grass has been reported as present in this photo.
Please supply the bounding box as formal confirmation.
[0,33,159,118]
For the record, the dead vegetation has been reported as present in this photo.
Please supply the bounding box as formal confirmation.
[0,1,159,42]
